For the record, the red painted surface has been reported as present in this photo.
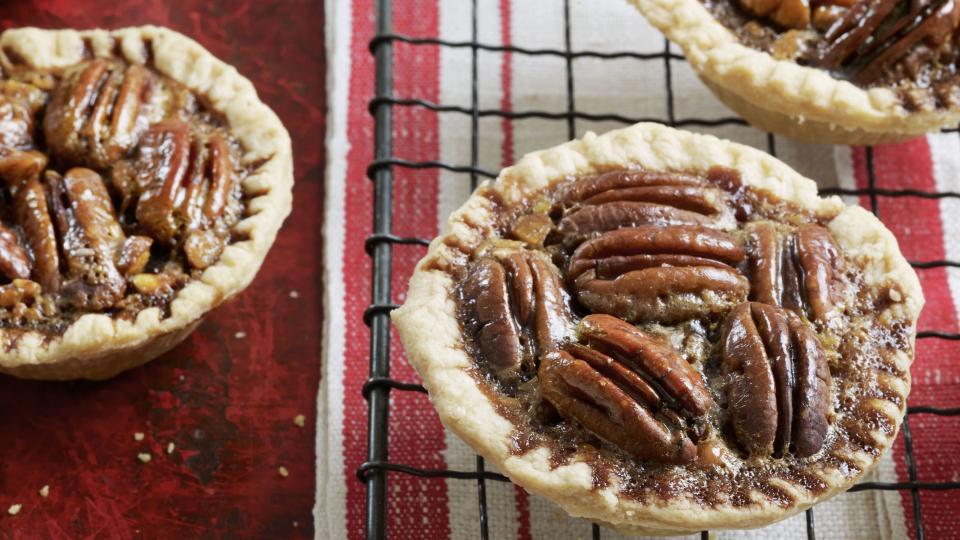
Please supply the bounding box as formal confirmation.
[0,2,324,538]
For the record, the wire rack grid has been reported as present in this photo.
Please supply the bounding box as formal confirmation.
[358,0,960,538]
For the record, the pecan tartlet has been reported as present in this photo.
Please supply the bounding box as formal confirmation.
[393,123,922,535]
[627,0,960,144]
[0,27,292,380]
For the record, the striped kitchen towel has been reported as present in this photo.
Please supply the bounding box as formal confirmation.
[319,0,960,538]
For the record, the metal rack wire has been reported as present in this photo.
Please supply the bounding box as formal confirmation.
[359,0,960,538]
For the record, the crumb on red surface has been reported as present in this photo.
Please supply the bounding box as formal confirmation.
[0,2,324,538]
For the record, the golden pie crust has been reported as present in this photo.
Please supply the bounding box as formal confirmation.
[625,0,960,145]
[392,123,922,535]
[0,26,292,380]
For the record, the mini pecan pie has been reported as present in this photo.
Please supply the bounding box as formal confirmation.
[627,0,960,144]
[0,27,292,380]
[393,123,922,535]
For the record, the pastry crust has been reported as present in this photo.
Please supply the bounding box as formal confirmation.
[0,27,293,380]
[625,0,960,144]
[392,123,922,534]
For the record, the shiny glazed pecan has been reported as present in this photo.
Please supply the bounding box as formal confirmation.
[539,314,712,463]
[747,222,843,324]
[721,302,831,458]
[112,120,238,269]
[461,249,572,382]
[815,0,960,84]
[47,168,127,310]
[0,148,47,187]
[0,149,59,293]
[14,176,60,292]
[569,225,748,323]
[43,60,154,170]
[0,80,47,150]
[554,169,733,248]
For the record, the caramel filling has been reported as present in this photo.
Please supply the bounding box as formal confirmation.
[0,59,245,334]
[453,168,907,505]
[704,0,960,105]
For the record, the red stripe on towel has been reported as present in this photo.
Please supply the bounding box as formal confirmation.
[341,1,448,538]
[852,139,960,540]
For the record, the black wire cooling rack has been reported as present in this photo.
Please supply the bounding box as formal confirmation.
[358,0,960,538]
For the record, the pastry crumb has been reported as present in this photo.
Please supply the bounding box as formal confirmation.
[167,442,176,454]
[235,331,247,339]
[7,504,20,515]
[289,290,299,299]
[39,486,49,498]
[134,432,145,441]
[137,453,152,463]
[889,288,902,302]
[278,466,289,478]
[294,414,305,428]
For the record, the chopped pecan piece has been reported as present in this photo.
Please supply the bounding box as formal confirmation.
[747,222,843,324]
[815,0,960,84]
[0,279,42,309]
[461,250,571,382]
[117,235,154,276]
[0,148,47,189]
[721,302,831,458]
[130,272,175,296]
[0,222,30,281]
[738,0,810,29]
[114,120,238,269]
[43,59,153,170]
[539,314,713,463]
[569,225,748,323]
[510,213,553,246]
[0,79,46,150]
[554,169,733,248]
[47,168,127,310]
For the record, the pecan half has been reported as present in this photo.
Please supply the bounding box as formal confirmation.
[815,0,960,84]
[721,302,831,458]
[47,168,127,310]
[0,79,46,150]
[747,222,843,324]
[557,202,716,249]
[0,148,58,291]
[539,314,712,463]
[554,169,733,248]
[569,225,748,323]
[43,60,156,170]
[15,176,60,292]
[461,249,572,382]
[113,120,238,269]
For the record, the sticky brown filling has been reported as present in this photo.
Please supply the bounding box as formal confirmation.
[703,0,960,109]
[0,58,247,335]
[452,167,910,506]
